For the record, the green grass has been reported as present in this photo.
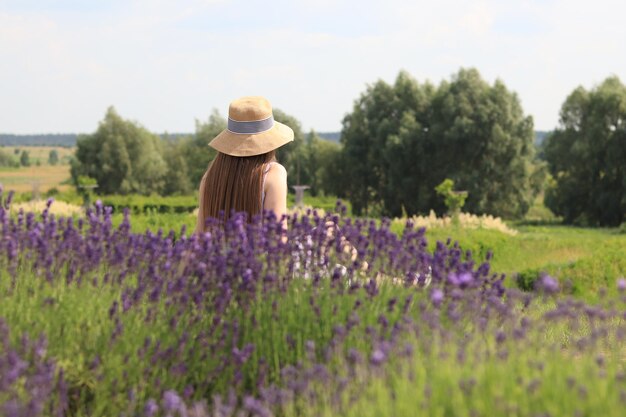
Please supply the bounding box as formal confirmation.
[390,223,626,302]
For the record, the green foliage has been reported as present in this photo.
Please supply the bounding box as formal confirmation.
[102,194,197,214]
[71,107,168,195]
[19,149,30,167]
[435,178,467,216]
[45,187,60,198]
[162,138,193,195]
[544,76,626,226]
[341,69,537,218]
[273,108,305,186]
[48,149,59,165]
[75,175,98,207]
[284,130,344,196]
[111,211,196,233]
[514,268,541,292]
[76,175,97,187]
[0,148,19,167]
[390,218,625,301]
[522,193,560,224]
[181,111,223,189]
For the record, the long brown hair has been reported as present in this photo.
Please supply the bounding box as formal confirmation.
[196,150,276,232]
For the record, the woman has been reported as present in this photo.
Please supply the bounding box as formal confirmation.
[196,96,294,233]
[195,96,373,278]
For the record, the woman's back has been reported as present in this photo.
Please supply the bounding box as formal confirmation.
[195,96,293,233]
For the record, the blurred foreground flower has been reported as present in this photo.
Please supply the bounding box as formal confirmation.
[537,274,559,295]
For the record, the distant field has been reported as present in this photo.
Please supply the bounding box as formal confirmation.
[0,146,74,193]
[0,145,74,165]
[0,165,72,193]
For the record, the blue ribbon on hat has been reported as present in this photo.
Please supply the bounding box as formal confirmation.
[228,116,274,134]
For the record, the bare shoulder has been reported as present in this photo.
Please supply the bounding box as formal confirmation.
[264,163,287,195]
[266,163,287,181]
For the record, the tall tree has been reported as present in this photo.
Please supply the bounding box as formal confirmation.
[341,69,536,218]
[341,72,419,215]
[48,149,59,166]
[71,107,167,195]
[544,77,626,226]
[20,150,30,167]
[428,69,535,218]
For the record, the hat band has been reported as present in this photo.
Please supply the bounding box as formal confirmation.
[227,116,274,135]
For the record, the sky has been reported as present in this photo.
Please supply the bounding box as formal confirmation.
[1,0,625,134]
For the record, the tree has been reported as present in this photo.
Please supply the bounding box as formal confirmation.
[301,130,342,196]
[0,149,18,167]
[428,69,535,218]
[71,107,168,195]
[48,149,59,165]
[435,179,467,217]
[544,77,626,226]
[179,111,223,192]
[273,108,304,187]
[20,150,30,167]
[341,69,536,218]
[162,139,193,195]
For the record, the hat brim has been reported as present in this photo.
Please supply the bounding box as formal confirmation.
[208,121,294,157]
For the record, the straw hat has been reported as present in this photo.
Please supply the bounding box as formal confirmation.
[208,96,294,157]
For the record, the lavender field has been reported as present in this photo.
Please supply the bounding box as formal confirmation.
[1,190,625,417]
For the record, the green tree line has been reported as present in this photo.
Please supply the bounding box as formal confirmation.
[70,107,341,197]
[70,68,626,225]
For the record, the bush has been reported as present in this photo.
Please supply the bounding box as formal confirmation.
[99,194,198,214]
[514,268,542,292]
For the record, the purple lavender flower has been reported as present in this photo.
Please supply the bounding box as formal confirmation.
[144,399,158,416]
[430,288,444,307]
[370,349,386,366]
[458,272,473,287]
[617,277,626,292]
[537,275,559,294]
[162,390,183,412]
